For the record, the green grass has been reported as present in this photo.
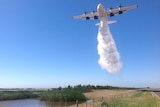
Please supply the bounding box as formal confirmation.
[0,89,87,103]
[101,92,160,107]
[0,91,39,100]
[40,89,87,102]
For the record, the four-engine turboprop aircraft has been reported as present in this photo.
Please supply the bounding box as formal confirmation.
[73,3,138,25]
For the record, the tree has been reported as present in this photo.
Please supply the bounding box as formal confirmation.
[68,85,71,89]
[58,86,62,90]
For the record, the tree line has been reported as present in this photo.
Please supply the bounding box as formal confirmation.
[51,84,138,91]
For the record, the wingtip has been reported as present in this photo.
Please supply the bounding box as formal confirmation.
[72,16,75,19]
[136,5,139,8]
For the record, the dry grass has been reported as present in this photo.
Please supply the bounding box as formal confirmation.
[105,92,160,107]
[69,90,160,107]
[84,89,136,101]
[69,89,136,107]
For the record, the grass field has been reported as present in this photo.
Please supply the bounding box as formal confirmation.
[0,91,39,101]
[84,89,136,101]
[69,89,136,107]
[104,92,160,107]
[69,90,160,107]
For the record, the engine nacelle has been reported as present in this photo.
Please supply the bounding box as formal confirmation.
[119,11,123,14]
[110,13,114,17]
[94,16,98,19]
[86,17,90,20]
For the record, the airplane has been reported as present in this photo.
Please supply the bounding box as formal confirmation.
[73,3,138,26]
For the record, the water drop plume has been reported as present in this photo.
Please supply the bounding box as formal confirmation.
[97,18,122,74]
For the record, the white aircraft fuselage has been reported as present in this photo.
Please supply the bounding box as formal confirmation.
[97,4,107,20]
[97,4,113,26]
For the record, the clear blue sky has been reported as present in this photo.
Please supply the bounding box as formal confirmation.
[0,0,159,88]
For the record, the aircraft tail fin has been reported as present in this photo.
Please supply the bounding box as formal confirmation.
[95,20,117,26]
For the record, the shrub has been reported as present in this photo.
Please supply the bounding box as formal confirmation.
[40,89,87,102]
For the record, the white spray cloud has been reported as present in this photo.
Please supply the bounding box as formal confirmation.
[97,18,122,74]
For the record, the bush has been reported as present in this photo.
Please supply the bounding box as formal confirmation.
[0,91,39,101]
[40,89,87,102]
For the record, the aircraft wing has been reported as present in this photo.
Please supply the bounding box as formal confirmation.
[73,12,99,20]
[107,5,138,17]
[73,5,138,20]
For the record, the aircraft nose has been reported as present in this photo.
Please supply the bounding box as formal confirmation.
[97,3,102,10]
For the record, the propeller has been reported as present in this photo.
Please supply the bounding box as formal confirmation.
[84,11,87,15]
[109,7,113,11]
[118,4,123,14]
[110,7,113,10]
[119,4,123,8]
[92,10,96,13]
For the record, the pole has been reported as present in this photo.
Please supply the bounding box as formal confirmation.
[76,99,78,107]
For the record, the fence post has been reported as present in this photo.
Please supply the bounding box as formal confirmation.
[66,97,68,107]
[76,99,78,107]
[102,96,104,103]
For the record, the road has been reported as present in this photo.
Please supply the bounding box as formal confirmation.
[154,92,160,97]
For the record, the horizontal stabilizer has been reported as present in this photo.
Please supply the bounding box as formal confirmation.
[95,20,117,26]
[108,20,117,24]
[95,23,100,26]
